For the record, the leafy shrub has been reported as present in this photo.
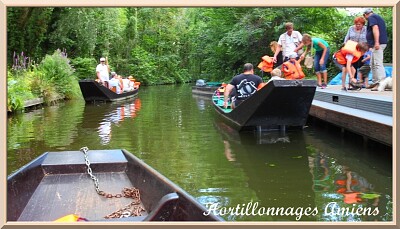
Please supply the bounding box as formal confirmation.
[70,57,97,80]
[37,49,81,100]
[7,70,35,112]
[129,46,158,85]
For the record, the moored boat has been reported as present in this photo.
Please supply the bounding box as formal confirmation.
[7,148,222,222]
[212,80,317,131]
[79,80,139,102]
[192,80,224,96]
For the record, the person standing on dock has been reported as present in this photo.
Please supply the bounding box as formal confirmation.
[223,63,263,109]
[363,8,388,86]
[332,40,369,91]
[273,22,304,64]
[270,41,283,69]
[358,48,372,88]
[343,16,368,80]
[96,57,110,88]
[301,34,330,89]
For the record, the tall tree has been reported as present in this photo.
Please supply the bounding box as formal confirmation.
[7,7,53,63]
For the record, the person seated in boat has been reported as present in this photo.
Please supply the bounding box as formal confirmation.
[223,63,263,109]
[96,57,110,87]
[122,76,135,92]
[257,68,284,90]
[282,52,305,80]
[118,75,124,92]
[121,78,131,92]
[266,68,285,84]
[128,76,141,89]
[108,72,122,94]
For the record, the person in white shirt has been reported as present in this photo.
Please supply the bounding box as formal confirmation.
[122,78,131,92]
[273,22,304,64]
[267,68,285,84]
[109,72,122,94]
[96,57,110,87]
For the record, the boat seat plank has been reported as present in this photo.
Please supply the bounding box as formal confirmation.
[18,172,148,221]
[42,150,128,174]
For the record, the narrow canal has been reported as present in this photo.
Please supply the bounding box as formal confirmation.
[7,84,392,222]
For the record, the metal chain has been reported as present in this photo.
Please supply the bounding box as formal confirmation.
[80,146,102,194]
[104,187,145,219]
[79,147,145,218]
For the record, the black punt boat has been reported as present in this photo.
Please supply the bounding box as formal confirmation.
[212,80,317,131]
[79,80,139,102]
[7,148,222,222]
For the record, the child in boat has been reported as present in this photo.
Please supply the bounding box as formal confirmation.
[266,68,285,84]
[282,52,305,80]
[122,76,136,92]
[258,68,284,90]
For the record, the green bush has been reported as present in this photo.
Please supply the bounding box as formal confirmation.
[129,46,158,85]
[70,57,97,80]
[7,70,35,112]
[37,49,81,100]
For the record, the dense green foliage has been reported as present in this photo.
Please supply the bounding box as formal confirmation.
[7,7,393,94]
[7,50,81,112]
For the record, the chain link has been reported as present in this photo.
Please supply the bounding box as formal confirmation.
[80,146,102,194]
[79,147,145,218]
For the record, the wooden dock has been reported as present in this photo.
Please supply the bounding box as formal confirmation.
[310,85,393,146]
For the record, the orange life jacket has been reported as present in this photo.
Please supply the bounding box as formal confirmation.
[257,55,274,72]
[257,82,267,90]
[282,60,305,80]
[134,81,141,89]
[334,40,362,65]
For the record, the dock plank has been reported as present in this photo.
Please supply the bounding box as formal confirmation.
[310,85,392,146]
[313,86,392,116]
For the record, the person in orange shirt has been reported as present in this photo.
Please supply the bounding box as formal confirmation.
[333,40,369,91]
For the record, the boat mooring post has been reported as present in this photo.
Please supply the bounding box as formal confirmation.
[256,125,262,141]
[280,125,286,134]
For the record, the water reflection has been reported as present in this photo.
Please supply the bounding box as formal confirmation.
[308,149,390,221]
[83,99,142,145]
[192,94,208,111]
[7,100,85,174]
[214,120,316,221]
[212,119,392,221]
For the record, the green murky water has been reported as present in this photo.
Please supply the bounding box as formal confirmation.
[7,84,392,221]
